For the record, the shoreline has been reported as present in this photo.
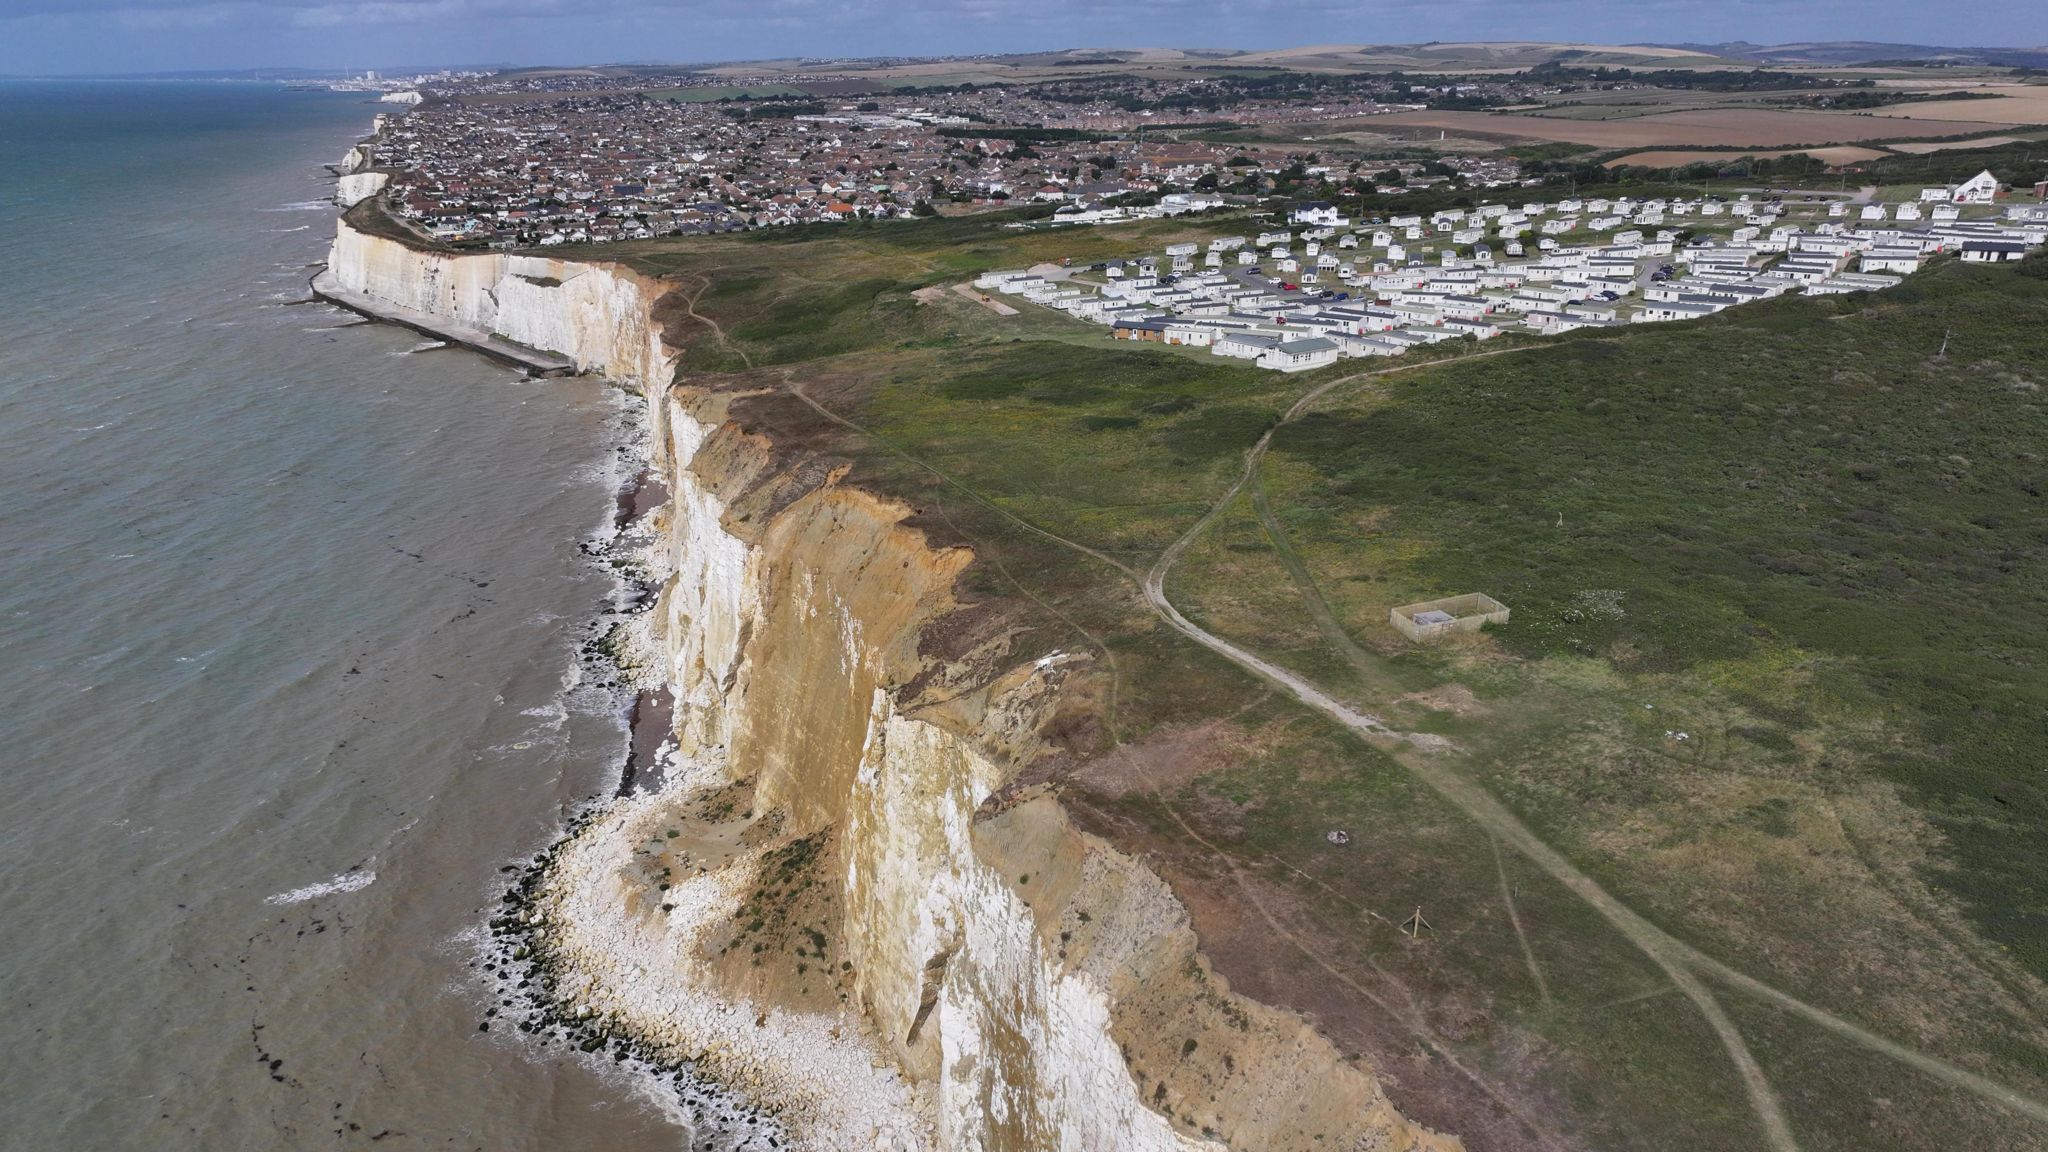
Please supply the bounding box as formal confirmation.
[480,445,924,1152]
[605,465,672,798]
[474,410,795,1151]
[311,124,894,1152]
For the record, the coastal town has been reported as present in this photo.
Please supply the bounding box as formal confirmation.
[333,67,2048,377]
[976,177,2048,370]
[321,55,2048,391]
[341,73,1526,246]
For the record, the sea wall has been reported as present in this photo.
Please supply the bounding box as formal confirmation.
[326,216,1454,1152]
[325,214,675,387]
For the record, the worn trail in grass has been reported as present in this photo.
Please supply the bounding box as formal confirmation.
[1142,341,2048,1148]
[779,304,2047,1148]
[609,211,2048,1149]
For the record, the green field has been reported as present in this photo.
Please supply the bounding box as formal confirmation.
[583,213,2048,1151]
[645,84,806,102]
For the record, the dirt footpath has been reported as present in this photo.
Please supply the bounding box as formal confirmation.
[953,283,1018,315]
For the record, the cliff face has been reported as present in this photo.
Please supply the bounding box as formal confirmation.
[334,172,387,209]
[589,397,1453,1152]
[326,216,675,387]
[337,141,375,175]
[325,221,1454,1152]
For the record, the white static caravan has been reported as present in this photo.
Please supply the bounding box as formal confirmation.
[1212,331,1280,360]
[1258,337,1340,373]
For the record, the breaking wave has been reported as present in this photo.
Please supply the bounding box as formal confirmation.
[265,869,377,905]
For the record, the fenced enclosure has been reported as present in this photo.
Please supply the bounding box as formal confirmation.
[1389,593,1510,641]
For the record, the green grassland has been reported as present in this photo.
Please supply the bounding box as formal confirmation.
[581,212,2048,1151]
[645,84,807,102]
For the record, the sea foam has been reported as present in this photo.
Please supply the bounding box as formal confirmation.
[265,870,377,905]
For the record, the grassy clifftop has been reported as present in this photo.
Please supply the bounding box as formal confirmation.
[584,212,2048,1152]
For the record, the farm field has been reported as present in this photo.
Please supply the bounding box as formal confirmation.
[1605,145,1890,168]
[678,41,1813,88]
[1371,106,2023,148]
[581,208,2048,1152]
[1517,88,1821,122]
[1222,41,1730,71]
[1868,87,2048,124]
[1195,117,1509,152]
[1888,134,2038,153]
[645,84,805,101]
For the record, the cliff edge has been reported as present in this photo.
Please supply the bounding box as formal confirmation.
[325,211,1459,1152]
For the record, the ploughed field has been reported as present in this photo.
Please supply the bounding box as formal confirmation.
[1371,106,2025,149]
[589,214,2048,1152]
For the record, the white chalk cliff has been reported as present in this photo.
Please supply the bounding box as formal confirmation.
[337,141,376,175]
[324,214,1456,1152]
[334,172,388,209]
[326,215,675,386]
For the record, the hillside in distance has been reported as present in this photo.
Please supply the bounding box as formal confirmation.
[1660,41,2048,68]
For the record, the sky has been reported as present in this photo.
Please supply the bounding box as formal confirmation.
[2,0,2045,77]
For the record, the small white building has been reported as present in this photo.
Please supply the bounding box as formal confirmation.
[1213,332,1280,360]
[1860,248,1922,275]
[1922,171,1998,204]
[1961,241,2028,263]
[1635,300,1719,323]
[1290,202,1346,227]
[1952,170,1999,205]
[1258,337,1340,372]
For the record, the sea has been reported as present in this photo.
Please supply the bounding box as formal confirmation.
[0,81,693,1149]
